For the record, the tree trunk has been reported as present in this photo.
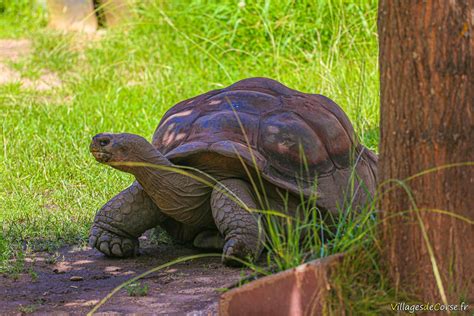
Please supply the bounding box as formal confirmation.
[378,0,473,305]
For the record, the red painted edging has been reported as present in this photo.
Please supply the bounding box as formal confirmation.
[219,254,343,316]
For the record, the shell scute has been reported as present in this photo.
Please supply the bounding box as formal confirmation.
[152,78,376,211]
[204,90,279,115]
[259,111,333,177]
[186,111,259,147]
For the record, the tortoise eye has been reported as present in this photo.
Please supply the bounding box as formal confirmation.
[99,139,110,147]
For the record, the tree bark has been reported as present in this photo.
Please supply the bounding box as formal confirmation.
[378,0,473,305]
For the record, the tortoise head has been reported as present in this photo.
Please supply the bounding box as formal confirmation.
[90,133,156,171]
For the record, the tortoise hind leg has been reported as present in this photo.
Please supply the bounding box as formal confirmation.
[159,217,202,244]
[160,219,224,249]
[211,179,264,265]
[89,181,166,257]
[192,230,225,250]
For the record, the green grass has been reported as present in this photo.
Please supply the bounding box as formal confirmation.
[0,0,46,38]
[1,0,385,312]
[125,281,149,297]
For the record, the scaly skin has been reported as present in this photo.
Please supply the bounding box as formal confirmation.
[90,181,216,257]
[210,179,264,265]
[90,133,264,263]
[89,181,166,257]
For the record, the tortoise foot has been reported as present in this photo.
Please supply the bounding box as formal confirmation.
[89,225,139,258]
[222,238,255,267]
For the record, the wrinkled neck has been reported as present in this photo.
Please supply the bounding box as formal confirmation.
[129,147,214,227]
[128,148,173,180]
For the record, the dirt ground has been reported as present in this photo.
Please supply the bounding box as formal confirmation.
[0,38,245,315]
[0,39,61,91]
[0,39,32,61]
[0,240,244,315]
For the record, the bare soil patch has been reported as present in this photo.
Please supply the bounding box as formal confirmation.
[0,243,243,315]
[0,39,32,61]
[0,39,62,91]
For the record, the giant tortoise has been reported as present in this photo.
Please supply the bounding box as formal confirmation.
[89,77,377,265]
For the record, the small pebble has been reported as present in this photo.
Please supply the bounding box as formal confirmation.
[70,276,83,281]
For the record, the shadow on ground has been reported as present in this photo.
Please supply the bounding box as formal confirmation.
[0,241,243,315]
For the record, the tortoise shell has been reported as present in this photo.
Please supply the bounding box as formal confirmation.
[153,78,377,212]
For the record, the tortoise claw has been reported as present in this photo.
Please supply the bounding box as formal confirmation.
[222,238,253,267]
[89,225,139,258]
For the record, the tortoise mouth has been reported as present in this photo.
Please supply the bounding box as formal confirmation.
[91,150,112,163]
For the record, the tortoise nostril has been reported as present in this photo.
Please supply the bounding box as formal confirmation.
[99,139,110,147]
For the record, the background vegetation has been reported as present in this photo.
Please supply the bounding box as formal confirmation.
[1,0,387,312]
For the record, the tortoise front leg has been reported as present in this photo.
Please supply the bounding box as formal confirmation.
[89,181,166,257]
[211,179,264,265]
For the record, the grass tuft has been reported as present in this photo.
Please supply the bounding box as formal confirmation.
[125,281,149,297]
